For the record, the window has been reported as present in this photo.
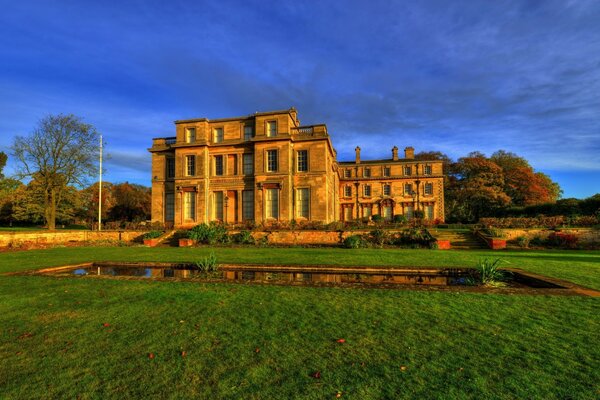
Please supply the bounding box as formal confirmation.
[296,188,310,219]
[185,128,196,143]
[363,206,371,218]
[344,186,352,197]
[266,150,278,172]
[383,184,391,196]
[344,169,351,178]
[405,205,414,220]
[213,128,223,143]
[424,165,432,175]
[424,183,433,195]
[363,184,371,197]
[185,155,195,176]
[297,150,308,172]
[242,190,254,220]
[383,206,392,221]
[383,167,391,177]
[364,168,371,178]
[267,121,277,137]
[265,188,279,219]
[165,193,174,222]
[404,183,413,195]
[214,192,223,220]
[244,126,253,141]
[344,207,353,221]
[243,154,253,175]
[184,192,196,220]
[404,166,412,176]
[424,205,434,220]
[214,155,224,176]
[166,158,175,179]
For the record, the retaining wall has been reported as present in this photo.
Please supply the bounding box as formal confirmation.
[0,230,146,248]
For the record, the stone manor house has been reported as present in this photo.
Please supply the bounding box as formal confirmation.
[149,108,444,228]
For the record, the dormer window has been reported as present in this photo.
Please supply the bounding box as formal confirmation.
[185,128,196,143]
[267,121,277,137]
[424,165,432,175]
[213,128,224,143]
[383,167,391,177]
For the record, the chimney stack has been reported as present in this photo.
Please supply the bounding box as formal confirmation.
[355,146,361,164]
[392,146,399,161]
[404,146,414,159]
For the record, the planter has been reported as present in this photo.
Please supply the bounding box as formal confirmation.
[143,238,160,247]
[489,238,507,250]
[436,240,451,250]
[179,238,195,247]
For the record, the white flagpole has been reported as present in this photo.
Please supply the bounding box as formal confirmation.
[98,134,103,231]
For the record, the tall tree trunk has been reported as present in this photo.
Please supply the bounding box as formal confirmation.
[48,189,57,230]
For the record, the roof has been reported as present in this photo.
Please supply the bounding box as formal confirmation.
[174,108,297,124]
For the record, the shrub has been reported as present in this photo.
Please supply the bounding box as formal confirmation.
[391,228,435,248]
[468,258,510,286]
[188,222,229,245]
[343,235,368,249]
[194,252,219,273]
[143,230,163,239]
[547,232,578,249]
[368,229,389,247]
[371,215,383,223]
[393,215,407,224]
[413,210,425,219]
[484,227,506,238]
[232,230,255,245]
[516,235,530,248]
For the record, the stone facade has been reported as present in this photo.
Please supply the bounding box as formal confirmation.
[149,108,445,228]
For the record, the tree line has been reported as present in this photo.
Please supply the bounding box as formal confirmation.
[0,114,150,229]
[1,114,597,229]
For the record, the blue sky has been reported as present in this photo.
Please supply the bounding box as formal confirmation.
[1,0,599,198]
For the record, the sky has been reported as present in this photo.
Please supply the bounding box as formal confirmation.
[0,0,599,198]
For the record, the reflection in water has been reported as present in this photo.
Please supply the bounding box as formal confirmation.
[69,266,469,286]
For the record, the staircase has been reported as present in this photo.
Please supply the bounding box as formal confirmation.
[155,230,181,247]
[429,229,486,250]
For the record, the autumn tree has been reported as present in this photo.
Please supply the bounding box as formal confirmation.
[77,182,116,225]
[490,150,561,206]
[0,151,7,178]
[445,153,511,222]
[11,114,100,229]
[108,182,151,222]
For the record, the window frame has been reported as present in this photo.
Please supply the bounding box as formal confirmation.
[266,149,278,172]
[297,150,308,172]
[424,182,434,195]
[383,166,391,177]
[244,125,253,141]
[242,190,254,221]
[166,157,175,179]
[363,184,371,197]
[404,165,412,176]
[185,155,195,176]
[296,187,310,219]
[344,169,351,178]
[185,127,196,144]
[424,165,432,175]
[404,183,413,195]
[214,155,224,176]
[344,185,352,197]
[266,120,277,137]
[213,127,224,143]
[383,184,391,196]
[243,153,253,175]
[183,191,196,221]
[364,167,371,178]
[265,188,279,219]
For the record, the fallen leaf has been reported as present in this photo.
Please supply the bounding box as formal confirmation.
[255,347,260,353]
[400,365,407,371]
[336,339,346,343]
[148,353,155,359]
[311,371,321,379]
[18,332,33,339]
[102,323,110,327]
[181,351,187,357]
[336,391,343,398]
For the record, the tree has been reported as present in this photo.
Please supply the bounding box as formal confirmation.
[0,151,7,178]
[108,182,151,222]
[0,178,23,225]
[12,114,100,229]
[490,150,561,206]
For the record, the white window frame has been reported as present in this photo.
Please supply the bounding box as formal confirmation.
[185,128,196,143]
[214,191,223,221]
[184,192,196,221]
[425,182,433,195]
[404,166,412,176]
[185,155,195,176]
[266,121,277,137]
[383,166,391,177]
[344,185,352,197]
[266,150,278,172]
[242,190,254,220]
[363,184,371,197]
[297,150,308,172]
[265,188,279,219]
[424,165,432,175]
[383,184,391,196]
[404,183,413,195]
[296,188,310,219]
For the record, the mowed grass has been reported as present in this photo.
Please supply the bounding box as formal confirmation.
[0,246,599,399]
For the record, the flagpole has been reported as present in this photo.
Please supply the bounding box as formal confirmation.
[98,134,103,231]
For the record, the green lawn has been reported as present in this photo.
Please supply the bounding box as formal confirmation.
[1,246,599,399]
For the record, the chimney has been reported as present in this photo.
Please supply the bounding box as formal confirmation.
[404,146,414,159]
[392,146,399,161]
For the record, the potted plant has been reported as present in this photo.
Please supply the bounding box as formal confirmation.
[143,230,163,247]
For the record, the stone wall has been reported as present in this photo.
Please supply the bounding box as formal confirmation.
[0,230,146,248]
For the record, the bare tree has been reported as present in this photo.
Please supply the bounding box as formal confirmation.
[12,114,100,230]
